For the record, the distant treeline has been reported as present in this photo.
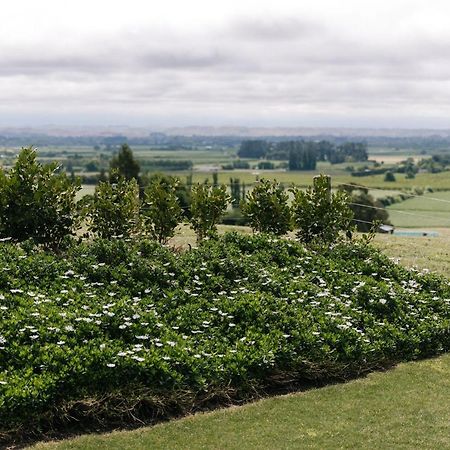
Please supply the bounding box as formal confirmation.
[3,132,450,150]
[237,140,368,169]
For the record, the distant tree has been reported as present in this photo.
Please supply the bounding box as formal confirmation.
[257,161,275,170]
[212,171,219,187]
[338,184,391,232]
[384,171,396,182]
[230,177,242,208]
[109,144,140,181]
[288,142,317,170]
[98,168,108,183]
[237,140,269,158]
[85,160,99,172]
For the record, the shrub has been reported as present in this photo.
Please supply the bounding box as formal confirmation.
[87,174,140,238]
[291,175,353,243]
[384,171,396,182]
[0,147,81,249]
[142,175,182,244]
[241,179,292,235]
[190,183,229,242]
[1,234,450,440]
[349,191,390,232]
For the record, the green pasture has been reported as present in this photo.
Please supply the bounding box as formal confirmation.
[387,191,450,228]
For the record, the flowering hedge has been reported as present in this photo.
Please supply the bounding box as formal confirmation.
[0,234,449,442]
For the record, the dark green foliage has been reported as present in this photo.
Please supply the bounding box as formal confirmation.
[109,144,140,181]
[267,140,367,165]
[291,175,353,243]
[224,160,250,170]
[350,192,390,232]
[241,179,292,235]
[221,208,249,226]
[384,171,396,182]
[330,142,368,164]
[87,174,140,238]
[0,147,81,249]
[190,183,230,242]
[288,142,317,170]
[237,140,269,158]
[0,234,450,439]
[212,172,219,187]
[230,177,242,208]
[257,161,275,170]
[338,184,391,232]
[142,175,182,244]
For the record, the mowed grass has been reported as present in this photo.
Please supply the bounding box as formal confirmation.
[32,355,450,450]
[30,230,450,450]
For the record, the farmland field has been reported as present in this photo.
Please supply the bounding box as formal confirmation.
[386,191,450,228]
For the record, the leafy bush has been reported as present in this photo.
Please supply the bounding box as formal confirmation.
[0,234,449,441]
[0,147,81,249]
[241,179,292,235]
[384,171,396,182]
[142,175,182,243]
[291,175,353,243]
[190,183,229,242]
[87,174,140,238]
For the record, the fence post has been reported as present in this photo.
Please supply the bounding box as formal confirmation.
[313,175,331,201]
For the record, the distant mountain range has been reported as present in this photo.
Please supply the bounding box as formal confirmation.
[2,125,450,139]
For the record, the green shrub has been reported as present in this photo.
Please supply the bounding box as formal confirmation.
[0,147,81,249]
[241,179,292,235]
[291,175,353,243]
[142,175,182,244]
[1,234,450,440]
[87,174,140,238]
[384,171,396,182]
[190,183,230,242]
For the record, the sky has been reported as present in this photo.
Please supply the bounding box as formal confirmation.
[2,0,450,129]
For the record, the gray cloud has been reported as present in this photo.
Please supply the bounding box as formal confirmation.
[2,10,450,127]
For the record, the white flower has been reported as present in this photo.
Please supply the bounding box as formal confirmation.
[106,363,116,368]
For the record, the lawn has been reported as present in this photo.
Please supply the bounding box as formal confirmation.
[32,352,450,450]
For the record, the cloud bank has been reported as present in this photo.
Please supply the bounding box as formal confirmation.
[1,0,450,128]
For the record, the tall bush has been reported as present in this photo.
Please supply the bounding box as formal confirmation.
[241,179,292,235]
[0,147,81,248]
[87,173,140,238]
[291,175,353,244]
[142,175,182,244]
[190,183,229,242]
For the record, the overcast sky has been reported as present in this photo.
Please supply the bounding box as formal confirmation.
[2,0,450,129]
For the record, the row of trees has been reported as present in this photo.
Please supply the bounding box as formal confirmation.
[0,148,364,250]
[237,140,368,166]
